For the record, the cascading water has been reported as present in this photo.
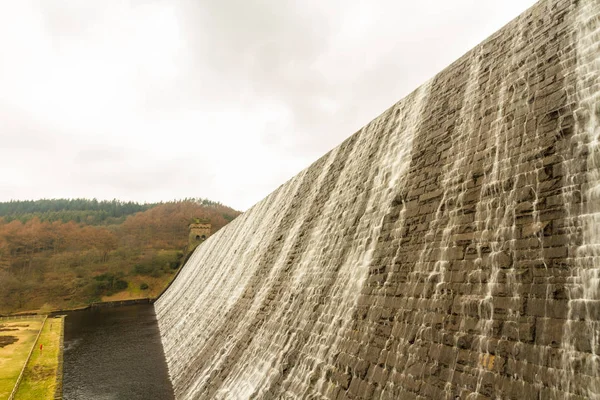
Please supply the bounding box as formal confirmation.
[284,83,430,399]
[158,84,431,399]
[560,2,600,398]
[387,47,484,398]
[155,1,600,398]
[469,24,529,396]
[156,171,310,388]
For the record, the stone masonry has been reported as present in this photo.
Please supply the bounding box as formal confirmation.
[156,1,600,399]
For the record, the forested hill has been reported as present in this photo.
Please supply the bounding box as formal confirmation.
[0,198,241,314]
[0,198,228,225]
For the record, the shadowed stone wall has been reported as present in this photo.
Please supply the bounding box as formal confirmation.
[156,0,600,398]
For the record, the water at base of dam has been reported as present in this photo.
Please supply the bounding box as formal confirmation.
[62,304,174,400]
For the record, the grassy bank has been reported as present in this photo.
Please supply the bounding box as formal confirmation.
[14,316,64,399]
[0,318,44,399]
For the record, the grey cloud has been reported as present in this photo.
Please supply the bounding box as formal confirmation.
[0,106,58,150]
[38,2,105,38]
[75,146,128,164]
[67,154,217,200]
[171,1,421,161]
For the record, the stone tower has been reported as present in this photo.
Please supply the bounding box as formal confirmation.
[188,219,211,247]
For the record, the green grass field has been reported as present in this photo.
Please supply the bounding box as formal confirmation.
[0,318,44,399]
[15,317,63,400]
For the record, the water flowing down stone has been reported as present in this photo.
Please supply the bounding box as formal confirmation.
[560,2,600,398]
[155,0,600,398]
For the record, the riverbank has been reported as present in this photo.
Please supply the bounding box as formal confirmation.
[0,266,184,318]
[0,298,156,319]
[14,316,64,399]
[0,317,44,399]
[0,245,196,319]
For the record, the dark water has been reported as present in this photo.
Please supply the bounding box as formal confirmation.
[62,304,174,400]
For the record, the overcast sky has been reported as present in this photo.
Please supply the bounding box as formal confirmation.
[0,0,538,211]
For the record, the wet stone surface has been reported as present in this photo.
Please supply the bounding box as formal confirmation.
[156,0,600,398]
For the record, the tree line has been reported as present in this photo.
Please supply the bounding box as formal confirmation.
[0,198,229,224]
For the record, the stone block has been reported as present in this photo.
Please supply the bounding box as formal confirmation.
[535,318,564,347]
[527,298,569,319]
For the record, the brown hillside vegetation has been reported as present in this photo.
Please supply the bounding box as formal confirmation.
[0,201,240,313]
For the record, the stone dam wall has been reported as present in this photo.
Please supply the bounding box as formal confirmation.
[155,0,600,398]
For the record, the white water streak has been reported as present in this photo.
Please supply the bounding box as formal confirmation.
[561,3,600,398]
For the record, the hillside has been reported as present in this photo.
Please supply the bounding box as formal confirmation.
[0,198,240,314]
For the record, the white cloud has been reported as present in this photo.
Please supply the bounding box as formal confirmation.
[0,0,538,210]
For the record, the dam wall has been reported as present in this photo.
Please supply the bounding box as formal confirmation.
[155,0,600,398]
